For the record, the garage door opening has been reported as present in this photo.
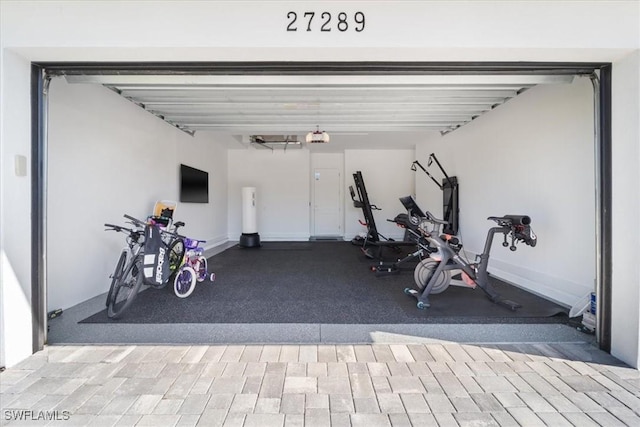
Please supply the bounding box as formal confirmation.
[30,62,612,352]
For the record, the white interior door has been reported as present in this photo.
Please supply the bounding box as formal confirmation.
[313,168,342,236]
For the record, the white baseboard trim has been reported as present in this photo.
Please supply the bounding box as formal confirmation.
[226,233,311,242]
[261,234,311,242]
[203,238,236,258]
[203,236,230,251]
[485,257,592,309]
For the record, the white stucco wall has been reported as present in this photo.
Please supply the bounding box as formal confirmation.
[415,78,595,309]
[345,149,416,241]
[227,148,311,241]
[227,146,418,242]
[0,50,34,368]
[611,50,640,368]
[0,1,637,62]
[1,0,638,367]
[47,78,229,312]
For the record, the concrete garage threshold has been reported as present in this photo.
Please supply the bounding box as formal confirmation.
[48,291,592,347]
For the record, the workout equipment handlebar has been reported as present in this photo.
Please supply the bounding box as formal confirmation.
[514,224,537,247]
[487,215,531,226]
[505,215,531,225]
[489,215,537,248]
[424,211,449,226]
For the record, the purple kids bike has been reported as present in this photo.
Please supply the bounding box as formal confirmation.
[173,237,216,298]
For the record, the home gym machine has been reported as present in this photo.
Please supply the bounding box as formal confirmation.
[400,196,537,311]
[349,171,414,260]
[369,210,436,276]
[411,153,459,235]
[368,153,455,276]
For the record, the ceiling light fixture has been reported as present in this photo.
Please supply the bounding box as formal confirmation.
[306,126,330,144]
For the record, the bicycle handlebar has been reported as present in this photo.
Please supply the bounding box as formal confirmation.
[184,237,207,250]
[121,213,185,238]
[185,237,206,244]
[123,214,146,227]
[104,223,136,234]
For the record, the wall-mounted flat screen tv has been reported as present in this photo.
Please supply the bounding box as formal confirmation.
[180,164,209,203]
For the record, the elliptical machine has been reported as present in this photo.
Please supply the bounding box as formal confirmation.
[400,196,537,311]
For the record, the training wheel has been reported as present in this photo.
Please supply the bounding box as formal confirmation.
[404,288,413,295]
[209,273,216,282]
[416,301,429,310]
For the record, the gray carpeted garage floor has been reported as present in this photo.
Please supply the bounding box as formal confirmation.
[46,241,591,346]
[80,241,568,325]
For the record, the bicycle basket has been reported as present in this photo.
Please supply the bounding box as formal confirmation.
[184,238,201,250]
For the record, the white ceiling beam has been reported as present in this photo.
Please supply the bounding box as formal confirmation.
[158,113,476,121]
[182,124,456,132]
[66,74,573,86]
[179,120,466,127]
[118,87,523,96]
[148,109,491,117]
[112,84,533,92]
[140,101,497,107]
[122,93,520,104]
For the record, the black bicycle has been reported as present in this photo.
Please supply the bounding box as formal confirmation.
[104,217,145,319]
[104,214,185,319]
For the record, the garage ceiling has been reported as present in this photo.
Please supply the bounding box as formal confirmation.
[65,74,574,137]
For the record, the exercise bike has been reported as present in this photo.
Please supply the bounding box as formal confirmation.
[400,196,537,311]
[369,213,437,276]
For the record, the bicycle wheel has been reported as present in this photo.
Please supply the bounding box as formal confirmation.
[168,238,185,279]
[174,266,197,298]
[108,255,143,319]
[195,257,208,282]
[106,250,127,307]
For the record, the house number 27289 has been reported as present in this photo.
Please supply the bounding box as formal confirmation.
[286,11,365,32]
